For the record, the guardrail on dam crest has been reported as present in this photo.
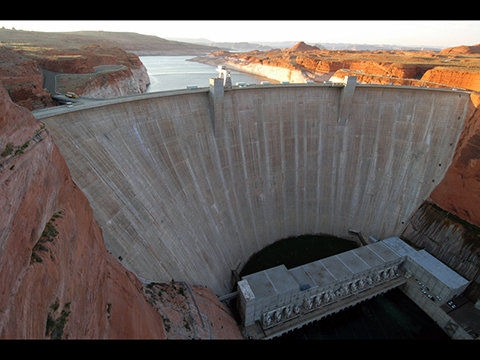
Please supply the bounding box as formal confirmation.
[36,78,470,295]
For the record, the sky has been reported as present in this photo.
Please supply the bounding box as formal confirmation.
[1,20,479,48]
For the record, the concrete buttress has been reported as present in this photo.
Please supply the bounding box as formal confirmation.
[209,78,225,136]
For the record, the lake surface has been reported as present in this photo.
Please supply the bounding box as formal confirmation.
[140,55,275,92]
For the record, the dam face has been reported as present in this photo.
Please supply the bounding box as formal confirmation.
[38,83,468,295]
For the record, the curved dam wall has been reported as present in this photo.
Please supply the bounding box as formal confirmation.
[39,84,469,295]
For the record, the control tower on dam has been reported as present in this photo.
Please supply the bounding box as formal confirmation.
[36,79,469,295]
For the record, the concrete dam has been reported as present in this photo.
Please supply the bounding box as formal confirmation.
[36,79,469,295]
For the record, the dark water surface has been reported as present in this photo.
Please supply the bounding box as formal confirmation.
[279,288,449,340]
[239,234,450,340]
[240,235,357,277]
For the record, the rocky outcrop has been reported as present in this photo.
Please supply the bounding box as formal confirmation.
[429,93,480,227]
[420,68,480,92]
[191,48,441,84]
[56,65,149,99]
[0,47,57,110]
[145,282,242,339]
[0,43,150,107]
[287,41,321,52]
[32,44,147,75]
[34,44,150,99]
[0,83,241,339]
[192,51,315,83]
[329,61,434,81]
[441,43,480,55]
[401,201,480,301]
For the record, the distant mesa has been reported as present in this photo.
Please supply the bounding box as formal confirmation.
[287,41,321,52]
[441,43,480,54]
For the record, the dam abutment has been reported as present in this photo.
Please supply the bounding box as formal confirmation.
[36,82,470,295]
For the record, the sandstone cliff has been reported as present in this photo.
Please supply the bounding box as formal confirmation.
[191,48,445,84]
[441,43,480,55]
[421,67,480,92]
[192,51,316,83]
[0,47,57,110]
[287,41,321,52]
[55,65,149,99]
[0,83,241,339]
[145,282,242,339]
[1,43,150,107]
[429,93,480,227]
[29,44,150,99]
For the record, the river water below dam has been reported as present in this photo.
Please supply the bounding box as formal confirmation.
[239,235,450,340]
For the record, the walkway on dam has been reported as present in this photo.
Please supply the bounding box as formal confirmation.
[32,80,471,121]
[32,86,211,120]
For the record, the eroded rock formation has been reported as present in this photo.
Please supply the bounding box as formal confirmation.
[0,47,57,110]
[0,43,150,107]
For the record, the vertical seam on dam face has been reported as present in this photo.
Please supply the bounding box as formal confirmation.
[40,85,469,295]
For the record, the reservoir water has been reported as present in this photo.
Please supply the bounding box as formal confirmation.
[140,55,275,92]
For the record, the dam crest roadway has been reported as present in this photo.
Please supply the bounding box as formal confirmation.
[34,77,470,298]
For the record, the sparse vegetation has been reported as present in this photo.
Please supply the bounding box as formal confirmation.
[1,142,14,157]
[143,281,198,339]
[14,141,29,156]
[30,211,63,264]
[45,300,71,339]
[0,124,46,169]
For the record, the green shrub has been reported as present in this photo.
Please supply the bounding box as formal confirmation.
[1,142,13,157]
